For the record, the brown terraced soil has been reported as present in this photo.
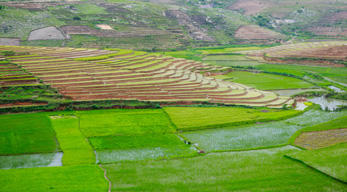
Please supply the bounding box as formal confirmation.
[294,128,347,150]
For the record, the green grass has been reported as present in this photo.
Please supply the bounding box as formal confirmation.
[0,165,108,191]
[90,134,184,150]
[77,109,176,137]
[164,107,302,131]
[0,113,59,155]
[103,146,347,191]
[50,114,95,165]
[215,71,313,90]
[0,152,62,169]
[286,143,347,182]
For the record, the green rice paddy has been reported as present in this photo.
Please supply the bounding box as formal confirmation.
[0,113,59,155]
[300,116,347,132]
[2,43,347,190]
[103,146,346,191]
[50,114,95,165]
[215,71,313,90]
[77,109,175,137]
[90,134,185,150]
[97,145,197,163]
[287,143,347,182]
[164,107,302,131]
[0,165,108,191]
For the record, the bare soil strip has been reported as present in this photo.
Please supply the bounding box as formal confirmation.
[294,128,347,150]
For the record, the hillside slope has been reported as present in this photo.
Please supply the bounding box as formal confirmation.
[0,45,294,108]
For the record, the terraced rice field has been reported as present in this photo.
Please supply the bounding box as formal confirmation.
[245,41,347,66]
[0,45,294,108]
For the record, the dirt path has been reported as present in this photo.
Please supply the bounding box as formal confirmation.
[99,164,111,192]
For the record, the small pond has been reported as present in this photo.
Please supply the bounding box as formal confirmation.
[0,152,63,169]
[308,96,347,111]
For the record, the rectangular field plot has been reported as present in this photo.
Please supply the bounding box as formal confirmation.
[97,145,197,163]
[164,107,301,131]
[0,165,108,192]
[300,115,347,132]
[203,55,261,67]
[91,134,197,163]
[90,134,185,150]
[77,109,176,137]
[286,143,347,182]
[50,114,95,165]
[183,110,347,152]
[0,113,59,155]
[285,110,347,126]
[183,122,302,152]
[0,152,62,170]
[102,146,347,192]
[215,71,313,90]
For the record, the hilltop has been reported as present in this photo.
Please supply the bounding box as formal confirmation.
[0,0,345,50]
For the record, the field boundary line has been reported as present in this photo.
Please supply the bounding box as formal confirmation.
[161,108,179,131]
[284,155,347,184]
[99,164,111,192]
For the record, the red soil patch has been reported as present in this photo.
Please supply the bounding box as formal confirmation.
[294,128,347,150]
[234,25,285,43]
[308,27,347,37]
[228,0,270,15]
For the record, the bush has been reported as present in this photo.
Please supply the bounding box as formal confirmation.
[73,16,81,20]
[1,51,15,56]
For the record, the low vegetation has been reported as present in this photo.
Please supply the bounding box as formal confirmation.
[0,165,108,191]
[77,109,176,137]
[286,143,347,182]
[103,146,346,191]
[50,114,95,165]
[0,113,59,155]
[215,71,313,90]
[164,107,302,131]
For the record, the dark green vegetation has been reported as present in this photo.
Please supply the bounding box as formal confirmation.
[287,143,347,182]
[0,113,58,155]
[0,165,109,191]
[103,146,347,191]
[215,71,313,90]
